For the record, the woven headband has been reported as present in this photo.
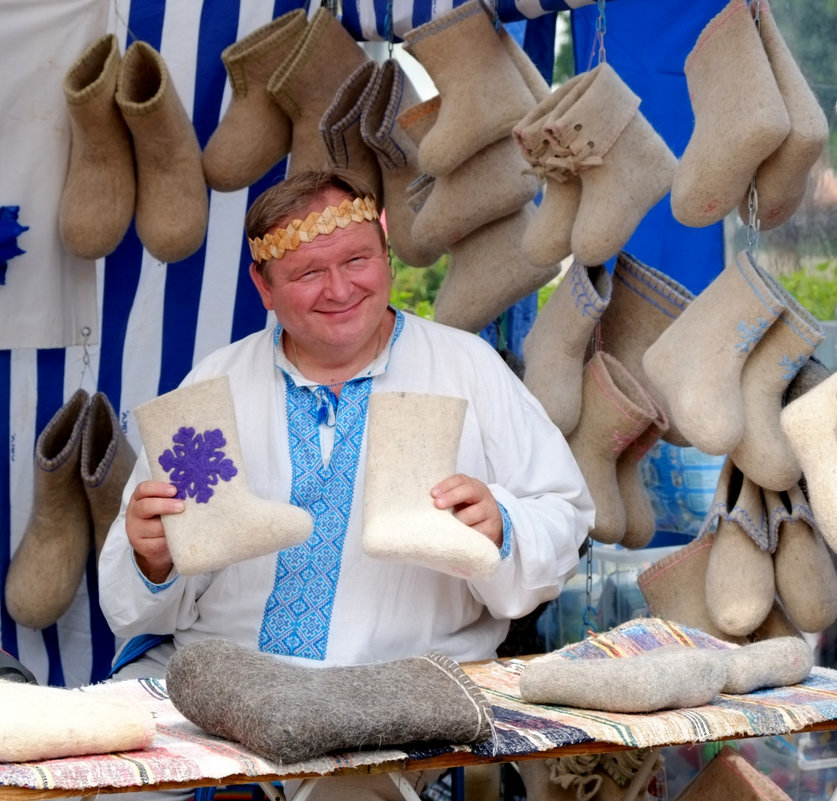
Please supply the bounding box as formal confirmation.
[248,195,379,264]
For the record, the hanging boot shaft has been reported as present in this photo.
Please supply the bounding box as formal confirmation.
[116,40,208,263]
[134,375,313,575]
[202,9,308,192]
[5,390,92,629]
[59,34,135,260]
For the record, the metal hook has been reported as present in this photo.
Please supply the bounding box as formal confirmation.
[384,0,395,58]
[79,325,93,388]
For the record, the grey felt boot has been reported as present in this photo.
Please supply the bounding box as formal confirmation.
[5,390,92,629]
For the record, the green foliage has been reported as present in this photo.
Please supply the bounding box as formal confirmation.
[778,260,837,321]
[537,279,559,312]
[389,253,448,319]
[553,19,575,85]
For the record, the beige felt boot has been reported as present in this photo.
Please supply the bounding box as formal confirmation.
[116,41,208,264]
[403,0,538,176]
[268,8,369,177]
[736,0,828,230]
[80,392,136,560]
[598,252,695,447]
[521,174,582,268]
[5,390,92,630]
[434,203,561,334]
[702,458,775,638]
[642,249,786,455]
[498,26,551,104]
[567,351,659,544]
[768,485,837,634]
[59,34,135,260]
[670,0,790,228]
[522,261,612,435]
[362,391,500,580]
[201,9,308,192]
[134,375,313,575]
[362,63,442,268]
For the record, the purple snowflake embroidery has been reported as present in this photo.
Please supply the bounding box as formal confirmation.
[158,426,238,503]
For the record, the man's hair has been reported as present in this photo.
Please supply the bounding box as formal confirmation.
[245,169,385,276]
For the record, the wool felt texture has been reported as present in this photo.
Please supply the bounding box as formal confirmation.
[362,391,500,580]
[396,95,442,149]
[59,33,135,261]
[642,249,786,455]
[497,26,551,104]
[597,252,694,448]
[522,261,612,436]
[201,9,308,192]
[134,375,314,576]
[403,0,538,177]
[720,636,813,694]
[434,203,562,335]
[0,679,155,763]
[268,8,370,178]
[165,638,495,765]
[566,351,659,545]
[768,484,837,633]
[5,389,92,630]
[780,368,837,553]
[736,0,828,231]
[670,0,790,229]
[115,40,208,264]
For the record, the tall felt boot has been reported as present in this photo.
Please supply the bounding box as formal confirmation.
[134,375,314,576]
[670,0,790,228]
[434,203,562,334]
[567,352,659,545]
[641,250,786,455]
[520,175,582,268]
[4,390,92,629]
[540,63,677,266]
[737,0,828,230]
[116,41,208,264]
[598,251,694,447]
[80,392,136,560]
[201,9,308,192]
[362,63,443,268]
[362,391,500,580]
[403,0,538,176]
[267,8,369,177]
[729,270,823,491]
[768,485,837,634]
[702,458,775,638]
[320,61,383,202]
[522,261,612,436]
[59,34,135,260]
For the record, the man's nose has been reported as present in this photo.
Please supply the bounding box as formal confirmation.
[322,264,353,297]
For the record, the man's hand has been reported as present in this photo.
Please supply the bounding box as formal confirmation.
[430,474,503,548]
[126,480,184,583]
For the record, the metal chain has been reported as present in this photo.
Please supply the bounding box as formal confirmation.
[582,537,598,638]
[595,0,607,64]
[745,0,762,261]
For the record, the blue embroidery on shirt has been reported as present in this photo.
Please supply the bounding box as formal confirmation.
[0,206,28,285]
[157,426,238,503]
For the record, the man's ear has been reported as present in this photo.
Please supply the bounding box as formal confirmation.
[249,262,273,311]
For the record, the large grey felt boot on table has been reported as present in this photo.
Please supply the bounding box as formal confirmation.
[59,34,135,260]
[5,390,92,630]
[720,636,813,694]
[362,391,500,580]
[642,249,786,455]
[201,9,308,192]
[166,638,495,765]
[134,375,313,575]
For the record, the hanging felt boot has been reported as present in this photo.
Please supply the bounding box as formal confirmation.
[116,41,208,264]
[641,249,786,455]
[59,34,135,261]
[701,458,775,638]
[567,351,659,545]
[736,0,828,231]
[362,391,500,580]
[768,485,837,634]
[670,0,790,228]
[403,0,538,177]
[267,7,370,177]
[522,261,612,436]
[134,375,314,575]
[598,252,695,447]
[80,392,136,560]
[4,390,92,629]
[202,9,309,192]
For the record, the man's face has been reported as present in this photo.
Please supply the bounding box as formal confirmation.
[250,188,391,359]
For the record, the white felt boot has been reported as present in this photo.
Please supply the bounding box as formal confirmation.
[134,375,314,575]
[362,391,500,580]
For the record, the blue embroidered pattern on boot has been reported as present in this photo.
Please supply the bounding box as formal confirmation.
[158,426,238,503]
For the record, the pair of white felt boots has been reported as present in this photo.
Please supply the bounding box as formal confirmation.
[134,376,500,581]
